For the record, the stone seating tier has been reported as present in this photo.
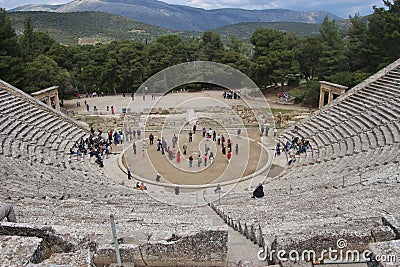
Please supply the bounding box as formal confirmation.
[0,155,217,245]
[213,162,400,250]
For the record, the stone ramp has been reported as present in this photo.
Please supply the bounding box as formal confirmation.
[226,228,267,267]
[200,206,266,267]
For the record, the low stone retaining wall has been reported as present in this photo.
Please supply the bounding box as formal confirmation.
[0,222,228,266]
[94,230,228,266]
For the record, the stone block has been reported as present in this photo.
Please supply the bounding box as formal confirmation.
[94,230,228,266]
[0,222,78,253]
[371,226,396,242]
[382,216,400,239]
[0,235,42,266]
[36,249,89,266]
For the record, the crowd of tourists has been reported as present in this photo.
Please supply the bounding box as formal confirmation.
[72,122,242,186]
[274,126,311,165]
[134,123,239,171]
[70,127,114,167]
[222,90,242,99]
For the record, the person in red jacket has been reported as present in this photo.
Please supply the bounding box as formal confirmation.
[227,151,232,163]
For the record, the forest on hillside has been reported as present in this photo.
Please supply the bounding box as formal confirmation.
[0,0,400,106]
[8,11,192,45]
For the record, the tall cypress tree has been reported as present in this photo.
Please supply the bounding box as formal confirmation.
[0,8,22,84]
[318,16,349,81]
[347,14,370,73]
[20,16,35,62]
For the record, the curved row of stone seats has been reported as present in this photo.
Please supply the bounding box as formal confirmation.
[286,141,397,182]
[211,61,400,262]
[16,195,213,244]
[212,162,400,255]
[306,121,400,163]
[296,112,396,149]
[281,146,398,193]
[1,156,109,200]
[0,81,89,167]
[279,62,400,165]
[282,125,397,166]
[0,78,216,246]
[0,155,217,245]
[0,81,226,265]
[0,79,120,221]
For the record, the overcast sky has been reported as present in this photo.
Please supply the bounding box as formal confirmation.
[0,0,386,18]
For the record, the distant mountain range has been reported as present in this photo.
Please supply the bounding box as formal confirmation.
[9,0,342,31]
[9,11,352,46]
[9,11,189,45]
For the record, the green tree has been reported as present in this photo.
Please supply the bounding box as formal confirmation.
[199,31,224,62]
[20,16,35,62]
[23,55,71,96]
[101,55,119,95]
[115,41,146,93]
[304,80,321,106]
[147,42,170,76]
[366,0,400,71]
[296,35,322,80]
[222,36,250,74]
[185,37,201,61]
[347,14,370,73]
[251,28,279,87]
[318,16,349,81]
[0,8,22,84]
[147,35,186,76]
[250,28,299,88]
[47,42,74,71]
[19,16,56,63]
[226,35,242,53]
[69,45,92,93]
[78,61,102,93]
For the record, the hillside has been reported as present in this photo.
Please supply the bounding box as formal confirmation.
[9,11,193,45]
[213,20,352,42]
[10,0,342,31]
[9,11,353,46]
[214,22,321,41]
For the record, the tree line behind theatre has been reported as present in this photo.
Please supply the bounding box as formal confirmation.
[0,1,399,107]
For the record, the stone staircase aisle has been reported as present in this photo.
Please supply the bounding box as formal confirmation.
[201,205,267,267]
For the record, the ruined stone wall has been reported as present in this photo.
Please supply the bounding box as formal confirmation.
[94,230,228,266]
[0,222,86,265]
